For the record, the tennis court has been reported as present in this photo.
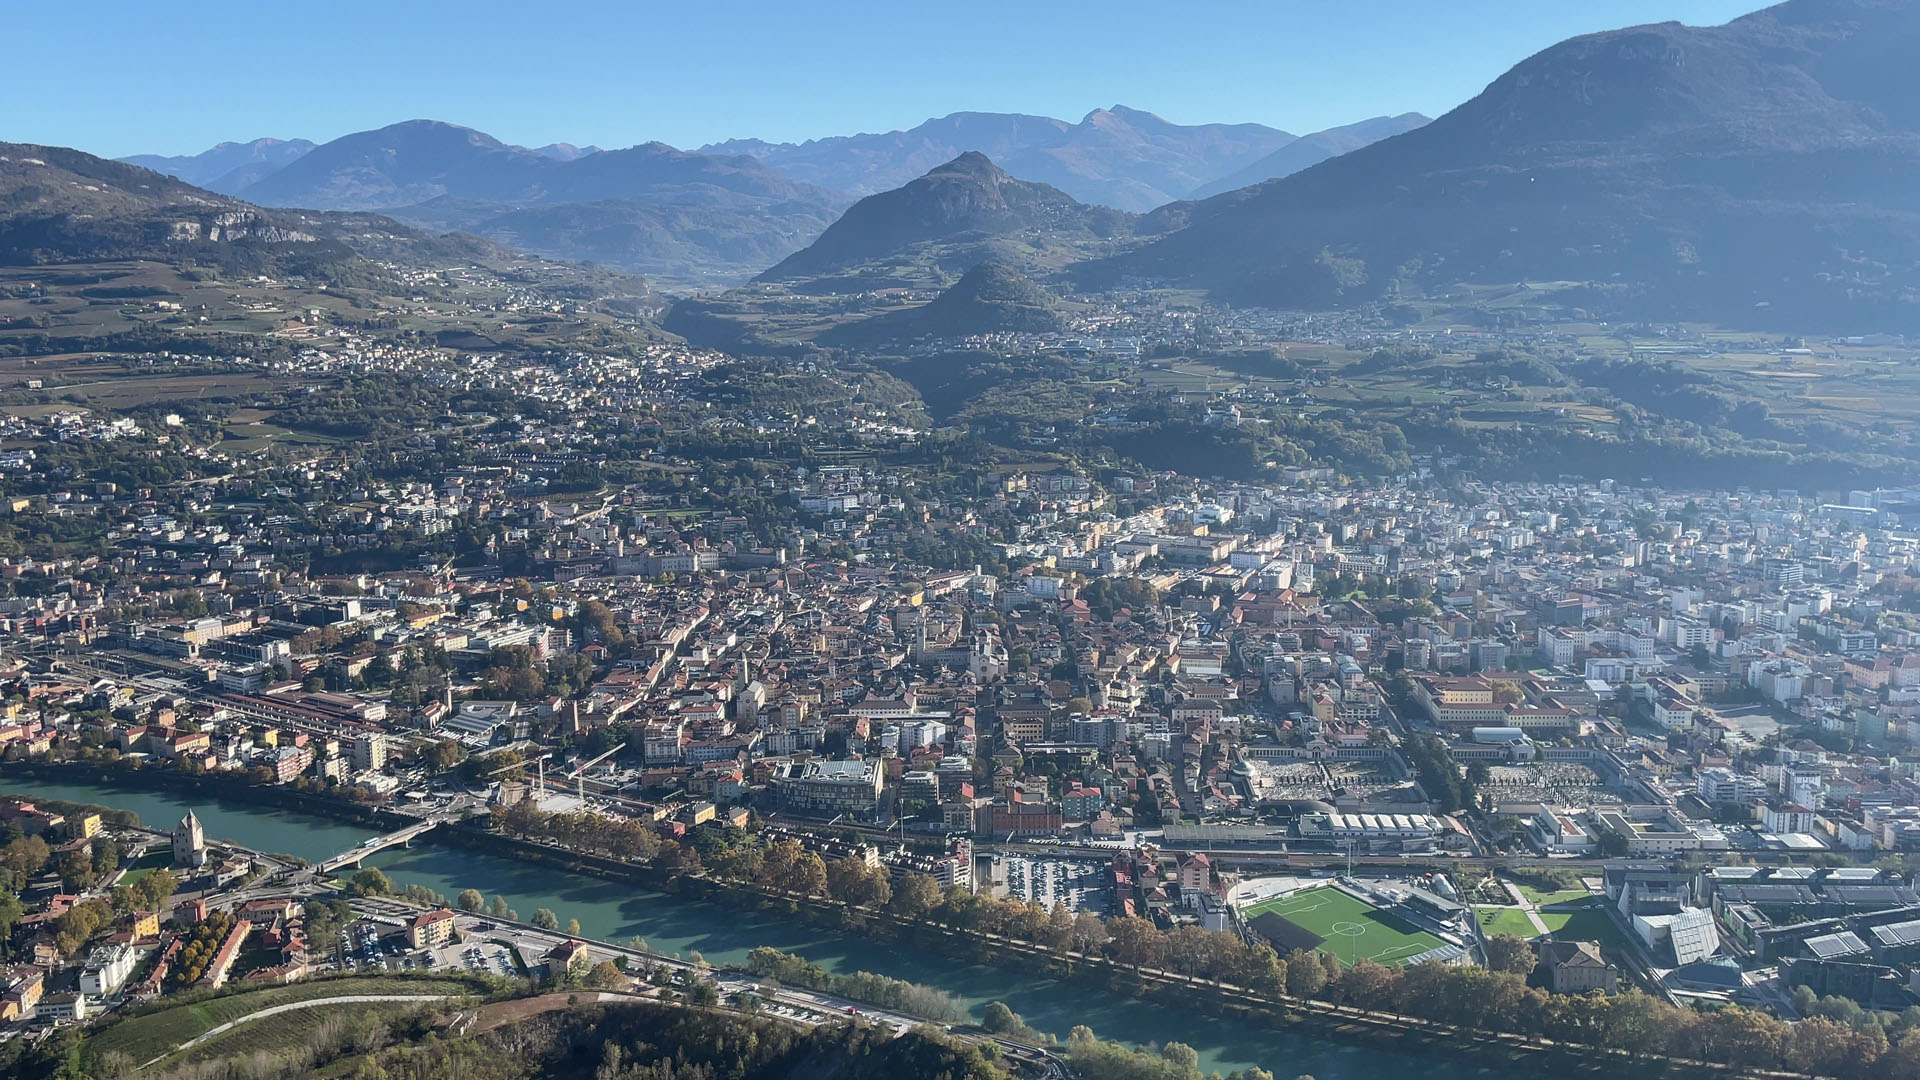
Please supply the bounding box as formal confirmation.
[1241,885,1448,965]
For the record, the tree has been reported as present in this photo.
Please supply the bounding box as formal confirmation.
[1104,918,1167,967]
[132,868,178,911]
[0,893,23,951]
[457,889,485,912]
[90,837,120,877]
[566,918,582,937]
[532,908,560,930]
[428,740,466,773]
[982,1001,1028,1037]
[489,895,510,919]
[758,839,802,889]
[889,872,940,918]
[1284,948,1326,997]
[1792,984,1819,1016]
[347,868,392,896]
[1483,933,1536,975]
[824,858,891,908]
[582,960,625,989]
[57,848,95,891]
[787,853,828,897]
[1069,911,1109,954]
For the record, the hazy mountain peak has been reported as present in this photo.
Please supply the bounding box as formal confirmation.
[118,136,318,194]
[1093,0,1920,328]
[1183,113,1432,199]
[532,142,602,161]
[1084,104,1168,127]
[702,106,1300,210]
[937,150,1009,179]
[758,150,1133,283]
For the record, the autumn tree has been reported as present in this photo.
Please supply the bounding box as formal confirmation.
[889,872,940,918]
[1483,932,1536,975]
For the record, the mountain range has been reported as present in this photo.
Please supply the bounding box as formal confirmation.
[111,121,847,287]
[120,137,317,195]
[1088,0,1920,328]
[115,107,1421,285]
[86,0,1920,330]
[703,106,1428,210]
[0,140,654,320]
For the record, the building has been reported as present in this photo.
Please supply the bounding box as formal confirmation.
[351,732,388,772]
[546,939,591,978]
[173,810,207,868]
[1529,805,1596,853]
[37,991,87,1022]
[1061,783,1104,821]
[407,908,459,950]
[1534,940,1619,995]
[79,944,137,996]
[1634,907,1721,966]
[1590,806,1728,854]
[1762,801,1817,835]
[1697,768,1768,807]
[770,759,885,817]
[1177,853,1216,907]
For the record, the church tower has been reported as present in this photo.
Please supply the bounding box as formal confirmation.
[173,810,207,868]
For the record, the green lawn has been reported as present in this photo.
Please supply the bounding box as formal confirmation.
[1513,882,1591,906]
[1476,907,1541,939]
[118,848,171,885]
[1243,886,1447,966]
[1539,907,1629,949]
[87,975,485,1065]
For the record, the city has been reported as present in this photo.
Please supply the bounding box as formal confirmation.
[5,1,1920,1078]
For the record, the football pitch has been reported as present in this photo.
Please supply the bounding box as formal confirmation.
[1241,886,1447,965]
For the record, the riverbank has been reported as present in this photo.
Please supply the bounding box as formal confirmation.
[6,764,1799,1080]
[473,828,1745,1080]
[0,765,1522,1080]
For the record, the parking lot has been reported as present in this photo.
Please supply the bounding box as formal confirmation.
[339,918,416,972]
[434,940,517,977]
[990,855,1108,913]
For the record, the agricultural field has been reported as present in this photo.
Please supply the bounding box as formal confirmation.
[168,997,438,1068]
[1241,886,1448,966]
[84,974,485,1066]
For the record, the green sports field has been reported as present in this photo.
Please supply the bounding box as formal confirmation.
[1241,886,1448,966]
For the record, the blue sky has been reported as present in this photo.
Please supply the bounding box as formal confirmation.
[10,0,1766,158]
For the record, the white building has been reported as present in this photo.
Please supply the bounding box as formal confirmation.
[79,944,137,996]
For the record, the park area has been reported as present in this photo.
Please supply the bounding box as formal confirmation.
[1240,886,1447,966]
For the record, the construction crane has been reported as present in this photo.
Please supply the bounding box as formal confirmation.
[481,751,552,795]
[565,745,623,799]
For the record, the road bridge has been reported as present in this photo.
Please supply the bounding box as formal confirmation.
[314,820,440,874]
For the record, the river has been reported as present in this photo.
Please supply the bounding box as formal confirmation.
[4,774,1513,1080]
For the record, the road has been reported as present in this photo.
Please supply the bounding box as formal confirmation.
[141,993,454,1069]
[347,899,1069,1077]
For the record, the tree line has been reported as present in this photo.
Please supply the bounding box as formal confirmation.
[486,801,1920,1079]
